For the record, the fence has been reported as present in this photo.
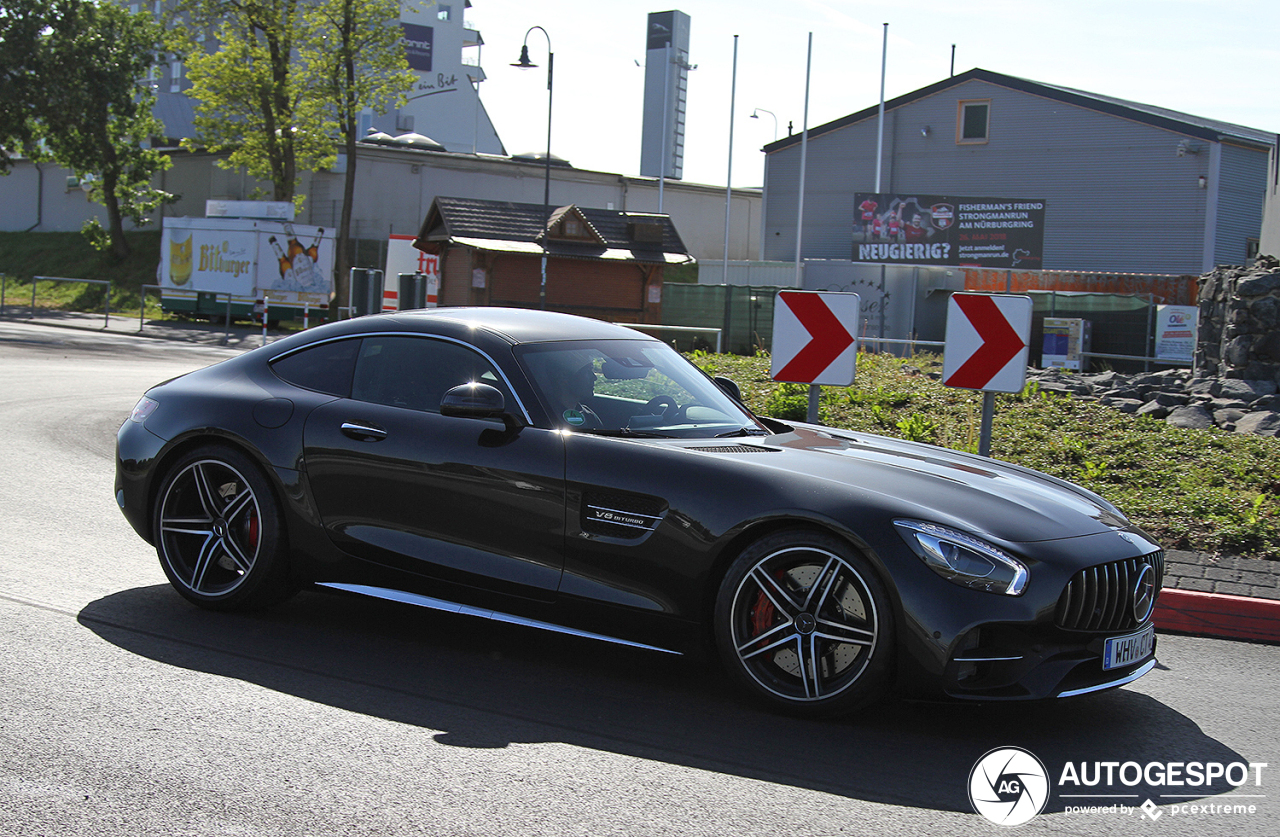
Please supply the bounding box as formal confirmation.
[1025,291,1186,372]
[963,268,1198,306]
[0,274,112,327]
[662,283,782,354]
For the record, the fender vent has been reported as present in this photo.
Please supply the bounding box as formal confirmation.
[580,489,668,539]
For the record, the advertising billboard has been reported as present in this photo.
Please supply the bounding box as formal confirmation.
[853,193,1046,269]
[400,22,433,72]
[160,217,333,308]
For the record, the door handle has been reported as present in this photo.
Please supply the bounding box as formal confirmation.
[340,421,388,442]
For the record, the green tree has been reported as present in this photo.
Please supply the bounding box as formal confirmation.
[1,1,172,258]
[299,0,412,315]
[0,0,54,170]
[175,0,335,207]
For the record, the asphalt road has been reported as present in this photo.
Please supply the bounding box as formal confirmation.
[1,319,1276,837]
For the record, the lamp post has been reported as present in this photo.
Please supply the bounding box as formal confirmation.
[750,108,778,142]
[512,27,553,309]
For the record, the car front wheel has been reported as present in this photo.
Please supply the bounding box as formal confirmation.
[153,445,294,611]
[714,529,893,715]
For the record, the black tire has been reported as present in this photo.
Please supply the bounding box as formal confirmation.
[152,444,295,611]
[714,528,893,716]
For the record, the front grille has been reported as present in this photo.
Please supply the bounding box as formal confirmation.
[1055,551,1165,632]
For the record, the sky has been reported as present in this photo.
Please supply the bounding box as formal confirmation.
[460,0,1280,189]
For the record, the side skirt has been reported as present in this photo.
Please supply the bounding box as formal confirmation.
[316,582,683,656]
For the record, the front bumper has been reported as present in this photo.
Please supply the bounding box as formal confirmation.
[886,528,1165,701]
[940,619,1158,700]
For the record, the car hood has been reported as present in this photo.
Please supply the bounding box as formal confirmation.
[678,425,1132,545]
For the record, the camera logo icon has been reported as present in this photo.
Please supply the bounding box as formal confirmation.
[969,746,1050,826]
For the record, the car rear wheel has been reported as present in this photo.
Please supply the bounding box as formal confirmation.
[714,529,893,716]
[153,445,294,610]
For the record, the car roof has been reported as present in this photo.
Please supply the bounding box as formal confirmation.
[378,307,658,345]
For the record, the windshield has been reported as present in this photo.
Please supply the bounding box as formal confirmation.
[517,339,766,438]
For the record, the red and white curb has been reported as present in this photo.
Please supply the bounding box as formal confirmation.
[1155,588,1280,643]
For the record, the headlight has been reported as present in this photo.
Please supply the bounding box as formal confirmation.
[129,396,158,424]
[894,520,1028,596]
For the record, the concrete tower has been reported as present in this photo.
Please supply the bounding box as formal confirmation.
[639,10,692,180]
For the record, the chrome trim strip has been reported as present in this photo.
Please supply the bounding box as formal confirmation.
[340,421,388,439]
[317,582,682,655]
[585,504,663,529]
[954,655,1024,662]
[1056,659,1156,698]
[270,332,535,424]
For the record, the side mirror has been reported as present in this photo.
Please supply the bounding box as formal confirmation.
[713,375,742,402]
[441,383,523,430]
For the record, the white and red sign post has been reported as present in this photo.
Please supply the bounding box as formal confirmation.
[942,292,1033,456]
[771,290,862,423]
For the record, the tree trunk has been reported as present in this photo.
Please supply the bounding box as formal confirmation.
[101,168,130,261]
[333,127,357,320]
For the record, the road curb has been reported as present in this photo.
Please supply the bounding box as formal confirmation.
[1155,587,1280,644]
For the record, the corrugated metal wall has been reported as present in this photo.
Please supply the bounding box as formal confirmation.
[696,260,801,287]
[1215,143,1268,266]
[762,79,1270,275]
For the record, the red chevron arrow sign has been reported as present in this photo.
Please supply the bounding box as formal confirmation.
[943,293,1033,393]
[770,290,861,386]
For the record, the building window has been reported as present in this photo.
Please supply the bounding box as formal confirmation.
[957,100,990,145]
[438,5,451,20]
[170,59,183,93]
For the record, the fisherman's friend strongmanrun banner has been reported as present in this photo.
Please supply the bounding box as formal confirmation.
[852,193,1046,269]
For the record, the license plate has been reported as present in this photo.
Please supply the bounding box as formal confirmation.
[1103,624,1155,671]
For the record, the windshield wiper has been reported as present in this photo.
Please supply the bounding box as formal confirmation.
[579,427,670,438]
[715,427,771,437]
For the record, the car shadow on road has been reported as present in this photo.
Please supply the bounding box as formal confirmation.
[79,584,1248,816]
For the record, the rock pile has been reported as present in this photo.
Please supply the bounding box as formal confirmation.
[1029,367,1280,436]
[1197,255,1280,383]
[1022,257,1280,438]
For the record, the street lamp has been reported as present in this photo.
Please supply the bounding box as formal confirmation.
[512,27,553,309]
[750,108,778,142]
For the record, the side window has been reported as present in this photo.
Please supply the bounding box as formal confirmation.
[350,336,511,412]
[956,99,990,145]
[270,339,360,396]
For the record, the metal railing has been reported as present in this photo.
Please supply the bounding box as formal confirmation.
[1,275,114,328]
[615,322,724,354]
[139,284,160,331]
[858,336,945,353]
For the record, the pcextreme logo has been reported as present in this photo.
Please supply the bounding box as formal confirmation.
[968,747,1269,827]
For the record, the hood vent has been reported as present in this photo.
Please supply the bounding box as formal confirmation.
[686,444,779,454]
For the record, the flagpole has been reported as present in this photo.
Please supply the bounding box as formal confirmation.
[722,35,738,285]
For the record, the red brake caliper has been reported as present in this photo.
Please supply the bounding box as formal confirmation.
[247,510,259,551]
[749,570,786,647]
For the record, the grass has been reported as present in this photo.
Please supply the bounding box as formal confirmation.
[5,231,1275,559]
[0,230,165,319]
[691,349,1280,559]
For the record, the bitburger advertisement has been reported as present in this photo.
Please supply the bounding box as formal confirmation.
[852,192,1047,269]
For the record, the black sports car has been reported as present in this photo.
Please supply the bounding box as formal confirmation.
[115,307,1163,715]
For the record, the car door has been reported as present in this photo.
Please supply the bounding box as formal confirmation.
[302,334,566,600]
